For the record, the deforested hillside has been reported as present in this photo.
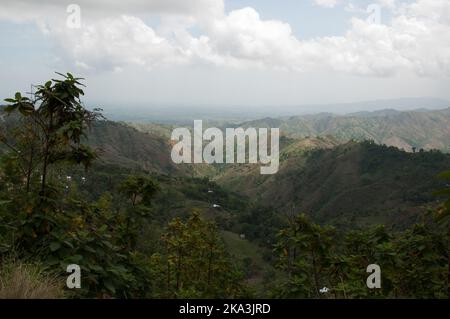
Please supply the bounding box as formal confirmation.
[239,108,450,152]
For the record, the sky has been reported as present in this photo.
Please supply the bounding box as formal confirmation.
[0,0,449,112]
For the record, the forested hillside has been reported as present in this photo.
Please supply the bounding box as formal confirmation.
[217,139,450,228]
[86,121,177,174]
[1,75,449,299]
[81,120,450,229]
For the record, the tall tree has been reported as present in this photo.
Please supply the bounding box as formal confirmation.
[1,72,101,197]
[274,213,335,298]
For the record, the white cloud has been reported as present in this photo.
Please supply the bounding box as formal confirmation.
[313,0,340,8]
[57,16,190,71]
[203,7,303,69]
[0,0,449,77]
[378,0,397,9]
[344,3,366,13]
[0,0,225,21]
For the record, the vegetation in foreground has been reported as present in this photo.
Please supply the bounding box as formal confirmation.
[0,74,449,298]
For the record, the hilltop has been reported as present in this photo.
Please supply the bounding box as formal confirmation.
[238,108,450,152]
[3,111,449,229]
[215,138,450,229]
[80,119,450,228]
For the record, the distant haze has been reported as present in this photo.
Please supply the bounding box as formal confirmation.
[102,97,450,124]
[1,1,450,110]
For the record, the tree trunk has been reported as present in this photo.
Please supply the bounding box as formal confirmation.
[40,115,52,197]
[41,146,49,196]
[26,146,34,193]
[311,250,321,298]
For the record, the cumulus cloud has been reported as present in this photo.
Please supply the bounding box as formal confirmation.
[0,0,449,77]
[58,16,190,71]
[313,0,340,8]
[203,8,304,69]
[0,0,225,21]
[377,0,397,9]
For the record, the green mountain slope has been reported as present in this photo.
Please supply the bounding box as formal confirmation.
[239,108,450,152]
[216,140,450,228]
[83,121,450,229]
[85,121,182,175]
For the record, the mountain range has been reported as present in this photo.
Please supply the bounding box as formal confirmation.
[2,105,450,229]
[237,107,450,152]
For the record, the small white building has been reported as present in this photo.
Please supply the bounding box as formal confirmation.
[319,287,329,294]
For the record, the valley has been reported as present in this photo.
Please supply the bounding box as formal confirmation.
[1,99,450,298]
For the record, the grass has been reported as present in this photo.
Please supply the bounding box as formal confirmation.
[0,258,64,299]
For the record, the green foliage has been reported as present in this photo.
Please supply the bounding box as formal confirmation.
[118,175,159,207]
[117,175,160,250]
[0,154,160,298]
[274,214,335,298]
[0,74,157,298]
[1,72,102,196]
[433,170,450,299]
[236,205,284,247]
[151,212,248,298]
[392,224,447,298]
[219,139,450,230]
[273,213,448,299]
[434,171,450,223]
[1,74,449,299]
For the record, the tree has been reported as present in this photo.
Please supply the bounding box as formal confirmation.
[1,72,102,197]
[153,212,247,298]
[274,213,335,298]
[334,226,394,298]
[434,170,450,298]
[273,212,448,299]
[118,175,159,207]
[393,224,447,298]
[118,175,159,249]
[0,74,156,298]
